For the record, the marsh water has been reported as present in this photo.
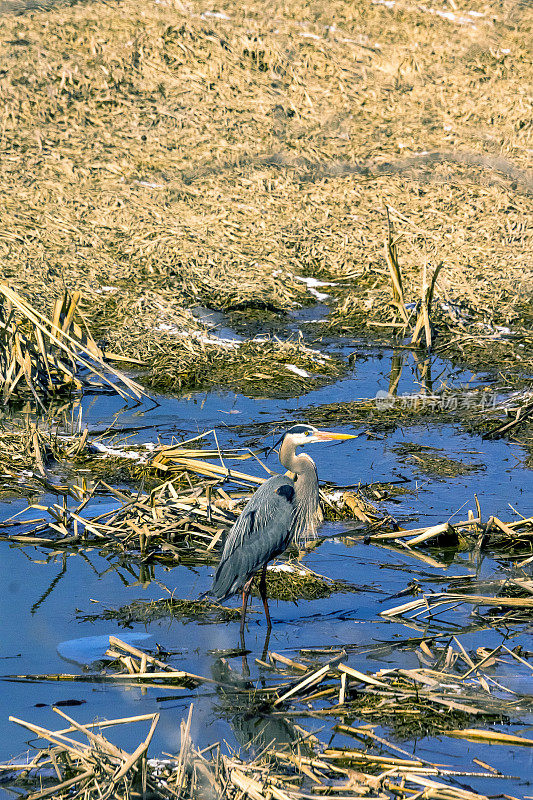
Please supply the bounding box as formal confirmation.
[1,338,532,798]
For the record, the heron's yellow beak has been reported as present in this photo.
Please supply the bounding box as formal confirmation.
[315,430,356,441]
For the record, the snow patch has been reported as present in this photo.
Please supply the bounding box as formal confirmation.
[155,324,241,348]
[285,364,312,378]
[325,490,346,503]
[136,181,165,189]
[293,276,336,302]
[268,564,307,575]
[89,442,144,461]
[309,288,330,301]
[201,10,230,19]
[294,275,337,289]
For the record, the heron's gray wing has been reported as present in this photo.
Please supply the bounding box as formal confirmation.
[212,475,296,600]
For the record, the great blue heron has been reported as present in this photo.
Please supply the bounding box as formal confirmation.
[212,424,355,633]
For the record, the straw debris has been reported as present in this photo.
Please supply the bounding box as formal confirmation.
[369,507,533,556]
[5,635,532,799]
[0,285,144,404]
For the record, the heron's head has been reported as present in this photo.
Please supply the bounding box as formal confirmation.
[274,423,356,450]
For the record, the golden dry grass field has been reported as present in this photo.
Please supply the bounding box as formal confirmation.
[0,0,531,389]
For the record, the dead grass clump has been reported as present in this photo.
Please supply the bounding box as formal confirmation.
[250,564,356,601]
[322,489,386,524]
[0,413,96,494]
[139,335,343,397]
[80,598,239,626]
[0,477,239,561]
[0,412,154,493]
[0,436,270,556]
[90,292,343,396]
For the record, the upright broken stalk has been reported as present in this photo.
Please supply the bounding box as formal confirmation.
[411,259,444,349]
[385,208,409,326]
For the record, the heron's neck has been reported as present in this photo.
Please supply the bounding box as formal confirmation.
[279,438,320,543]
[279,438,317,482]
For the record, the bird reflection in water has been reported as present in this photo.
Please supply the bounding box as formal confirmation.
[211,629,313,759]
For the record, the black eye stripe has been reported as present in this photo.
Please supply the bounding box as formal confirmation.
[271,424,316,451]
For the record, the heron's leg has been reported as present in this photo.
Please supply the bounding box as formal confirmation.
[258,564,272,629]
[261,627,271,662]
[240,576,254,635]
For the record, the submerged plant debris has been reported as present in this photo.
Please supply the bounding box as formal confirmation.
[79,598,240,626]
[296,384,533,465]
[390,442,485,479]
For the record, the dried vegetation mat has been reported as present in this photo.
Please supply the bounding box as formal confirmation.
[0,280,342,402]
[0,0,531,398]
[0,439,265,562]
[0,428,385,573]
[1,425,530,563]
[3,636,533,799]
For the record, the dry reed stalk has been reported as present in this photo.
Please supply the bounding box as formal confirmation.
[8,710,179,799]
[385,211,409,326]
[273,664,331,706]
[383,210,444,349]
[445,729,533,746]
[381,592,533,618]
[0,284,144,403]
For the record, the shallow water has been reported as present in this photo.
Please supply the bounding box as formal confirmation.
[0,346,532,797]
